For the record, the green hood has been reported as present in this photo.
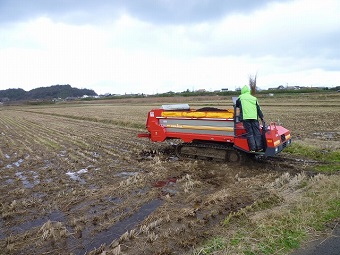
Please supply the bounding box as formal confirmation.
[241,85,250,94]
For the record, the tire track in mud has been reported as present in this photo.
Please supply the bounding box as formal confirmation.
[140,144,321,177]
[0,110,166,254]
[84,158,285,255]
[0,109,319,255]
[102,146,319,255]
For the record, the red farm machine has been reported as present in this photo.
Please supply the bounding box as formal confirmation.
[138,100,291,163]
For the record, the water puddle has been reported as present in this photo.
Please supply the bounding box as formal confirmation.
[105,196,123,204]
[45,178,53,183]
[70,200,115,215]
[15,172,31,188]
[72,199,163,254]
[69,200,93,213]
[133,187,149,196]
[13,159,24,167]
[58,150,67,157]
[5,178,14,185]
[5,158,24,169]
[15,171,40,189]
[66,168,88,184]
[33,192,47,199]
[9,210,65,236]
[88,204,107,218]
[115,171,140,178]
[42,160,53,169]
[89,184,99,190]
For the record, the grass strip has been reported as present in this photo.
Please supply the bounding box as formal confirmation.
[284,142,340,173]
[192,174,340,255]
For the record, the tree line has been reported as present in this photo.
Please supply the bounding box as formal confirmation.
[0,84,97,101]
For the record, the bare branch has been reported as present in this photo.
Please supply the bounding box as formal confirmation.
[249,74,257,95]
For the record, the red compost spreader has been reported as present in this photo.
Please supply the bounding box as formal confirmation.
[138,103,291,162]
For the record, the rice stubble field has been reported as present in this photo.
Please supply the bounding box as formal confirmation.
[0,93,339,254]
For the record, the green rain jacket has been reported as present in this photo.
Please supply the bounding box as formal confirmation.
[236,85,263,120]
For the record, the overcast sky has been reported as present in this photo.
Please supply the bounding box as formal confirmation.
[0,0,339,95]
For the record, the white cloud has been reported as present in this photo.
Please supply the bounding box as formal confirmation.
[0,0,340,95]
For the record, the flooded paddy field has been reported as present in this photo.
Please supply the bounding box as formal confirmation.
[0,93,339,254]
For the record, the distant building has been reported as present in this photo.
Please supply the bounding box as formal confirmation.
[196,89,206,92]
[269,85,302,90]
[65,97,78,101]
[286,86,301,90]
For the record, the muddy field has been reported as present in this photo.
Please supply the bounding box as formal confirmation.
[0,93,339,254]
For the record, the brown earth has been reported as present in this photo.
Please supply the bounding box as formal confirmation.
[0,93,339,255]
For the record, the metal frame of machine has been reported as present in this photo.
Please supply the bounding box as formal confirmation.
[138,104,291,159]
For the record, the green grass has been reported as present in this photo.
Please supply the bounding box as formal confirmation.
[190,140,339,255]
[230,233,245,246]
[311,200,340,231]
[284,142,340,172]
[191,174,340,255]
[242,218,306,254]
[193,237,225,255]
[285,143,340,162]
[237,179,340,254]
[315,164,340,172]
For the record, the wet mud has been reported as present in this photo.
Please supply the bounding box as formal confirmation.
[0,106,337,255]
[0,144,309,255]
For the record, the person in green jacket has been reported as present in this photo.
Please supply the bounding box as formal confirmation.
[236,85,264,152]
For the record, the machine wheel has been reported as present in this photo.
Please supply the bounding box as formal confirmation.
[176,143,243,164]
[226,149,242,163]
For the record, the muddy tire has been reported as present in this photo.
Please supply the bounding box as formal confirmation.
[226,149,242,163]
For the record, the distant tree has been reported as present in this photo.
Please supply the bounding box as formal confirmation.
[0,88,27,100]
[0,84,97,101]
[249,74,257,96]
